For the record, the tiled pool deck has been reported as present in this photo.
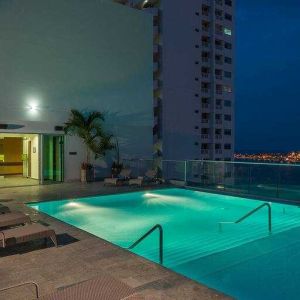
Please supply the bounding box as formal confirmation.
[0,182,230,300]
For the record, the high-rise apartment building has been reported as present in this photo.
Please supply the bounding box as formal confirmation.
[114,0,235,162]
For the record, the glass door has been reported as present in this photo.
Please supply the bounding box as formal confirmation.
[42,135,64,183]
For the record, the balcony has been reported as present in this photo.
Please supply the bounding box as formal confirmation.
[153,80,159,90]
[202,42,210,48]
[216,119,222,124]
[202,10,210,17]
[215,134,223,139]
[201,149,209,154]
[215,149,223,154]
[201,134,209,139]
[202,72,210,78]
[153,62,159,72]
[202,119,209,124]
[216,89,223,95]
[201,88,209,94]
[215,75,223,80]
[216,104,222,109]
[202,103,209,109]
[215,60,223,65]
[202,57,209,63]
[215,44,223,51]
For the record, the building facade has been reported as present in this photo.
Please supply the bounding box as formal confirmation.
[115,0,235,161]
[0,0,153,186]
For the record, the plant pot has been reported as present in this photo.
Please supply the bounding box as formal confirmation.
[81,169,87,183]
[80,168,94,183]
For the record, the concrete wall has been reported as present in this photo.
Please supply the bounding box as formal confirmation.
[161,0,235,161]
[0,0,153,181]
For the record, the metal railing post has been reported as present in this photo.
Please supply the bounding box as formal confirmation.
[184,161,187,184]
[219,202,272,233]
[129,224,163,265]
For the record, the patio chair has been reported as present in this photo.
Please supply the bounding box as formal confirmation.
[0,211,31,228]
[0,274,137,300]
[104,169,132,186]
[0,223,57,248]
[129,169,157,186]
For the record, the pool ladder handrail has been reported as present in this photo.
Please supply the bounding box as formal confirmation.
[129,224,163,265]
[219,202,272,233]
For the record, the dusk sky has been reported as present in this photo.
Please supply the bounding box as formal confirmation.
[236,0,300,153]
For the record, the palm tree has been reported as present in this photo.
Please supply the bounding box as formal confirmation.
[64,110,115,165]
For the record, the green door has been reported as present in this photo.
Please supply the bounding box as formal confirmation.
[43,135,64,182]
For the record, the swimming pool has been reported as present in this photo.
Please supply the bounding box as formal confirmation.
[28,188,300,299]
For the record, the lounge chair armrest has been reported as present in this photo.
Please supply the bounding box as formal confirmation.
[0,232,5,248]
[0,282,40,298]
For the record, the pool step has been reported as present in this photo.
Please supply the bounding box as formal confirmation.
[174,226,300,274]
[132,211,300,267]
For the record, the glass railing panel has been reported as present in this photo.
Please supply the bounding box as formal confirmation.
[223,162,251,195]
[162,160,186,182]
[248,163,279,198]
[277,164,300,202]
[123,159,154,177]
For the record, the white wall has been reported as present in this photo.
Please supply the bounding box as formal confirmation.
[30,135,39,179]
[0,0,154,181]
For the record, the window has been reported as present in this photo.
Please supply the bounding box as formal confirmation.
[215,144,222,149]
[195,110,199,114]
[215,39,223,49]
[202,5,210,16]
[215,24,223,35]
[195,45,200,48]
[201,128,209,134]
[195,93,199,97]
[195,126,199,129]
[224,27,232,36]
[225,0,232,7]
[215,9,223,19]
[223,85,232,93]
[195,12,200,16]
[225,42,232,49]
[224,143,231,150]
[194,142,199,146]
[224,71,232,78]
[195,77,199,81]
[195,28,200,32]
[224,114,231,121]
[195,61,199,65]
[225,56,232,64]
[225,13,232,21]
[224,100,232,107]
[216,99,222,106]
[224,129,232,136]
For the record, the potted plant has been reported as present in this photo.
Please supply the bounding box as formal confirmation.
[64,110,115,182]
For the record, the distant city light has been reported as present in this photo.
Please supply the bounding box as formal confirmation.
[235,152,300,164]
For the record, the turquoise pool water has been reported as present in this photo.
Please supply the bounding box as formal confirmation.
[28,188,300,299]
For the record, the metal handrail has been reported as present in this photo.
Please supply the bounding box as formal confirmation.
[219,202,272,233]
[129,224,163,265]
[0,282,39,298]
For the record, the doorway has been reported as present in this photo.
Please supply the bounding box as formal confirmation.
[0,133,40,188]
[42,135,64,183]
